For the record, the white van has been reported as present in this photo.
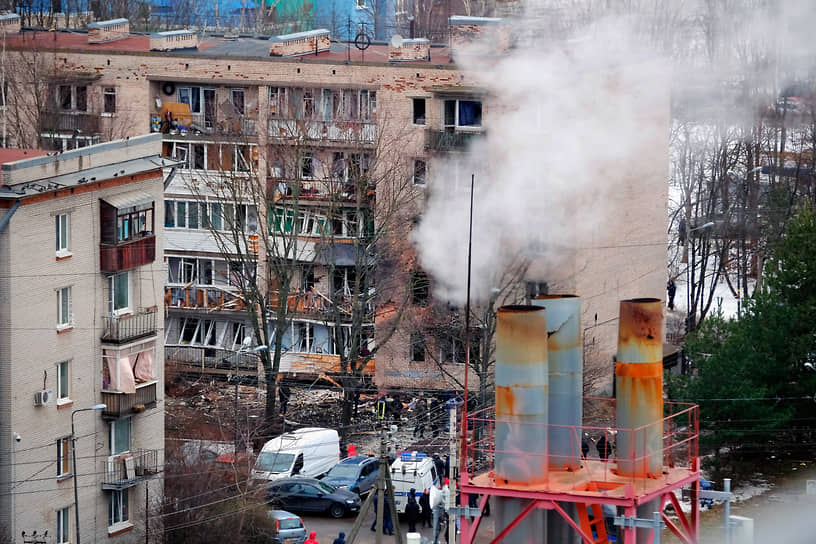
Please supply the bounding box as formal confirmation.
[252,427,340,482]
[390,452,439,513]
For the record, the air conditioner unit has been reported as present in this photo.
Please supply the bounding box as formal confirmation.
[33,389,53,406]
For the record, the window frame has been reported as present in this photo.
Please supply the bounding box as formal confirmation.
[56,286,72,329]
[108,488,130,529]
[412,98,426,125]
[413,159,426,186]
[57,360,71,402]
[55,213,71,256]
[110,418,131,456]
[103,86,116,114]
[442,98,483,130]
[410,333,426,362]
[231,88,245,115]
[108,271,131,315]
[57,436,71,478]
[57,505,71,543]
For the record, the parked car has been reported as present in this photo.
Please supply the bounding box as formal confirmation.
[266,509,308,544]
[265,476,361,518]
[322,456,379,496]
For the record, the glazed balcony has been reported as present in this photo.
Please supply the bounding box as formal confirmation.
[101,307,158,344]
[165,286,245,311]
[101,380,158,420]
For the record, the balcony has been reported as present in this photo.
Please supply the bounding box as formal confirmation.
[101,449,161,490]
[101,307,158,344]
[272,178,373,203]
[41,111,101,133]
[269,118,377,145]
[100,234,156,273]
[425,129,485,151]
[154,114,258,139]
[166,286,245,311]
[101,380,158,420]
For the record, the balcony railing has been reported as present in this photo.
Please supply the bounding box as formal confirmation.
[100,234,156,273]
[101,381,158,419]
[102,449,161,490]
[166,287,245,311]
[425,129,485,151]
[41,111,101,133]
[101,307,158,344]
[155,114,258,138]
[269,118,377,144]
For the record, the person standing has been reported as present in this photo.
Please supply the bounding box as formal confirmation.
[413,396,427,439]
[667,279,677,310]
[332,533,345,544]
[405,488,420,532]
[419,488,433,528]
[278,382,291,416]
[305,531,319,544]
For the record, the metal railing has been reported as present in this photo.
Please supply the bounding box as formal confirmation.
[41,111,101,133]
[425,129,485,151]
[269,118,377,144]
[101,381,158,419]
[101,449,161,489]
[101,307,158,344]
[166,286,244,311]
[463,398,699,496]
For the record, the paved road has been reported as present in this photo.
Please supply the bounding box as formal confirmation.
[294,506,496,544]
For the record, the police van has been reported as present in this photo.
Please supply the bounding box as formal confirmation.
[390,452,439,513]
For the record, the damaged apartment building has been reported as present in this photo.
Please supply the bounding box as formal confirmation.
[0,16,668,396]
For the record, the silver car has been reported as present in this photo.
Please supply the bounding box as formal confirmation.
[267,509,307,544]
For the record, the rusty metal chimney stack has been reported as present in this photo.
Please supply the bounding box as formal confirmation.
[615,298,663,478]
[533,295,583,471]
[494,305,548,543]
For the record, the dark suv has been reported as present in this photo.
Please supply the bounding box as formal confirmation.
[265,476,361,518]
[322,456,379,496]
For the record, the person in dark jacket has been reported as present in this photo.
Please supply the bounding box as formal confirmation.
[332,532,346,544]
[405,488,420,532]
[419,488,433,528]
[278,382,291,416]
[413,396,427,438]
[370,493,394,535]
[667,279,677,310]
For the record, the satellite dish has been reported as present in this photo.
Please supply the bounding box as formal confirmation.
[390,34,404,48]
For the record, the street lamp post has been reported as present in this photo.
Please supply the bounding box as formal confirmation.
[685,221,715,334]
[71,404,106,544]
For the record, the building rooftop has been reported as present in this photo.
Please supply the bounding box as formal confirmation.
[0,148,49,165]
[5,28,453,65]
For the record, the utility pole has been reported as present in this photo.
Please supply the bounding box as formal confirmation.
[448,401,458,544]
[347,428,403,544]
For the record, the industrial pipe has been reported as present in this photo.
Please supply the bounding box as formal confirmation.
[615,298,663,478]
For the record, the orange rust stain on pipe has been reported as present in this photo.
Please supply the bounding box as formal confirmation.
[495,385,516,416]
[615,361,663,378]
[618,298,662,349]
[496,306,548,365]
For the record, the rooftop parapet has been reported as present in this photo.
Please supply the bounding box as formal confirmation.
[88,18,129,44]
[269,29,330,57]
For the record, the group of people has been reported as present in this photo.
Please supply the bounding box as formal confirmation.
[303,531,347,544]
[581,432,616,460]
[371,478,451,544]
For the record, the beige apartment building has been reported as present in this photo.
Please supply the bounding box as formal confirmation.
[0,134,167,543]
[0,20,668,395]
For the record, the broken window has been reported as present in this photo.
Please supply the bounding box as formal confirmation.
[269,87,288,117]
[411,270,430,306]
[297,322,314,352]
[412,98,426,125]
[231,88,245,115]
[410,333,425,362]
[103,87,116,114]
[300,151,314,179]
[413,159,426,186]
